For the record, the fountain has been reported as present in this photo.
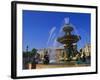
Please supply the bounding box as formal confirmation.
[57,18,81,61]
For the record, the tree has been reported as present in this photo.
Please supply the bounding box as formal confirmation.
[31,48,37,56]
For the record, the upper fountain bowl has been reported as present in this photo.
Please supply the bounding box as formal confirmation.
[63,24,73,32]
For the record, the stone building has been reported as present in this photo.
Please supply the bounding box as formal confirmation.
[37,44,79,63]
[81,44,91,57]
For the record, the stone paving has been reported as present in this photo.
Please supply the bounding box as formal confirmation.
[36,63,90,69]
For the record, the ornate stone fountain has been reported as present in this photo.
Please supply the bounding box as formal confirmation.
[57,19,81,61]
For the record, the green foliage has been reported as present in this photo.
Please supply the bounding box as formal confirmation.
[23,48,37,58]
[31,48,37,56]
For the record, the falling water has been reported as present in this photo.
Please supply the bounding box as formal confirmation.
[48,17,69,63]
[64,17,69,24]
[47,17,80,63]
[48,18,67,63]
[72,24,89,50]
[49,38,58,63]
[71,24,80,50]
[72,24,79,35]
[46,27,56,46]
[46,26,57,63]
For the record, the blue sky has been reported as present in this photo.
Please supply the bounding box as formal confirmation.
[23,10,91,51]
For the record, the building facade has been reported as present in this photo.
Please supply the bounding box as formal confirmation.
[81,44,91,57]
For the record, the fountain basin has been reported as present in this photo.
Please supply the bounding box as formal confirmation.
[57,35,81,44]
